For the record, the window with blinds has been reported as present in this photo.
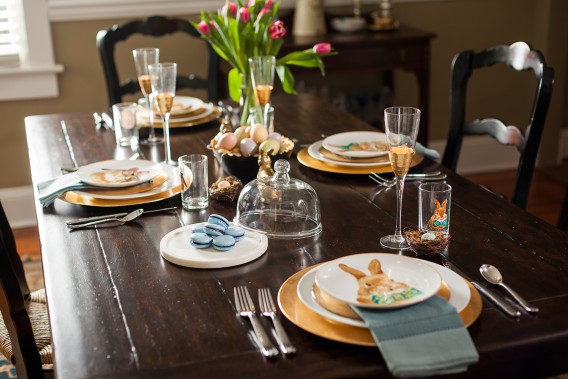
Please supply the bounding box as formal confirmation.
[0,0,21,57]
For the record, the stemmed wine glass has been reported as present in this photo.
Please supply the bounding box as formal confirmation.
[148,62,177,166]
[133,48,163,145]
[380,106,420,250]
[249,56,276,129]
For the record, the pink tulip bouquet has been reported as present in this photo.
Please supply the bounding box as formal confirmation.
[193,0,336,123]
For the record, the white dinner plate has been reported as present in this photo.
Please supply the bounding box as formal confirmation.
[75,159,163,188]
[74,163,175,200]
[308,141,390,168]
[322,131,388,158]
[315,253,442,309]
[160,222,268,269]
[297,260,470,328]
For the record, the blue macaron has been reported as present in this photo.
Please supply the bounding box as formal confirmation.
[190,232,213,249]
[203,222,225,237]
[225,226,245,242]
[191,224,207,234]
[208,214,229,230]
[212,235,236,251]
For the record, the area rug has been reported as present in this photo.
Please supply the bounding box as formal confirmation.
[0,256,44,379]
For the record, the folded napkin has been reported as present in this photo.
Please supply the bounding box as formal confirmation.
[37,173,94,207]
[352,295,478,378]
[416,143,441,161]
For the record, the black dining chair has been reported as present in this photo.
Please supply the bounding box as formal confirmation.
[0,201,53,379]
[96,15,219,107]
[559,186,568,232]
[442,41,554,209]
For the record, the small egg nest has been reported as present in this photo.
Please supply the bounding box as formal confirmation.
[404,229,450,255]
[207,134,295,157]
[209,176,243,202]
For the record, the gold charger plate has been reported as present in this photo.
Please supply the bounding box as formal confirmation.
[144,107,221,129]
[75,171,168,197]
[297,148,424,175]
[61,183,181,207]
[278,264,482,346]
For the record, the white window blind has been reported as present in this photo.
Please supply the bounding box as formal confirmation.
[0,0,21,57]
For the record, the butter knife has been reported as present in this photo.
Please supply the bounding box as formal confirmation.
[66,206,176,226]
[444,259,521,318]
[471,281,521,318]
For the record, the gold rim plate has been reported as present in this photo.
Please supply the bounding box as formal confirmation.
[151,107,221,129]
[297,148,424,175]
[278,264,482,346]
[61,185,181,207]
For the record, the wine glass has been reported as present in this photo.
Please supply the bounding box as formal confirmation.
[148,62,177,166]
[380,106,420,250]
[132,48,163,145]
[248,56,276,129]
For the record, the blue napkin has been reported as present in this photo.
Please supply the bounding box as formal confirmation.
[416,143,441,161]
[351,295,478,378]
[37,173,94,207]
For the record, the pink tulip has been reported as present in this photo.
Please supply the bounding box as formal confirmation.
[265,0,274,8]
[269,20,286,39]
[239,7,250,23]
[313,42,331,54]
[248,0,255,6]
[222,2,237,18]
[197,20,211,35]
[259,7,270,17]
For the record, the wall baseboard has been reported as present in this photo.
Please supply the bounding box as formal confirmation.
[0,186,37,228]
[3,129,567,228]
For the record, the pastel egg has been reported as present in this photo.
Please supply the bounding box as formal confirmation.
[234,126,248,144]
[240,138,258,157]
[250,123,268,143]
[216,132,238,150]
[421,232,437,241]
[217,180,231,189]
[259,139,280,155]
[267,132,282,144]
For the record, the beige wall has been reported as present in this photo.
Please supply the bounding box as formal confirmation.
[0,0,566,189]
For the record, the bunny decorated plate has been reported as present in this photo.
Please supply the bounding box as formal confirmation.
[315,253,442,309]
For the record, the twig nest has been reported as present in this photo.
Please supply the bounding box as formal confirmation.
[209,176,243,202]
[404,229,450,255]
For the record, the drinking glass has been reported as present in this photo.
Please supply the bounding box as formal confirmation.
[249,56,275,130]
[148,62,177,166]
[132,48,162,145]
[380,106,420,250]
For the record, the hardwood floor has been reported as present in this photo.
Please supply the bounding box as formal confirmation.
[12,161,568,257]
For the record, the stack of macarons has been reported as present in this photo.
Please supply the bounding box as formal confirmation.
[190,214,246,251]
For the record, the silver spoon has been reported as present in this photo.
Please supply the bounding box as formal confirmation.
[480,264,539,313]
[68,209,143,229]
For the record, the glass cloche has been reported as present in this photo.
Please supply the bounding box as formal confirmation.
[234,159,322,239]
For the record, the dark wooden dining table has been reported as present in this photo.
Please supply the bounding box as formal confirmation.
[25,94,568,379]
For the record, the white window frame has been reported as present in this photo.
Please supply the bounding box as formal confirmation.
[0,0,63,101]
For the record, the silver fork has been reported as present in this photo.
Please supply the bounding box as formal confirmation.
[258,288,296,355]
[234,286,278,357]
[369,171,447,188]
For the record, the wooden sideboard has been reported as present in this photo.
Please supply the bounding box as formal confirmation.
[281,24,436,145]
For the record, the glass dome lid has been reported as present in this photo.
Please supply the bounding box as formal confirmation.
[234,159,322,239]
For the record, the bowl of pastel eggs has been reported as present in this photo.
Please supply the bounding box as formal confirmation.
[190,214,246,251]
[208,125,294,183]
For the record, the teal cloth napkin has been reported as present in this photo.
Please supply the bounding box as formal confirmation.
[416,143,440,161]
[37,173,94,207]
[351,295,479,378]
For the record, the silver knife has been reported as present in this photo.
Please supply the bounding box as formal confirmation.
[444,259,521,318]
[66,206,176,226]
[471,281,521,318]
